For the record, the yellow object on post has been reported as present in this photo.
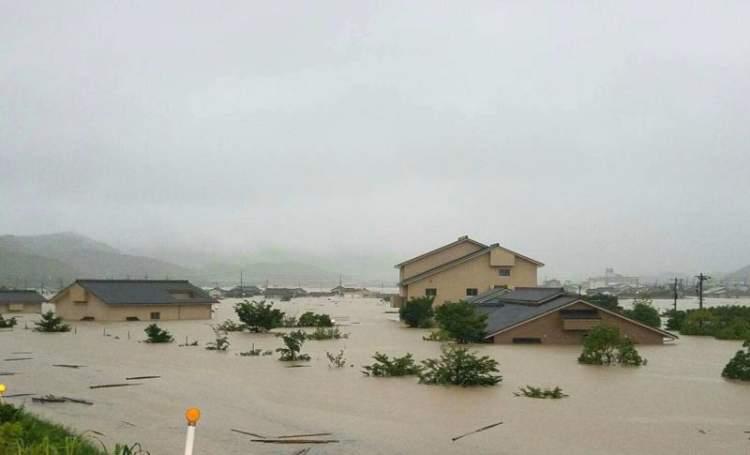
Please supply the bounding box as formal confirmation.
[0,383,6,405]
[184,407,200,455]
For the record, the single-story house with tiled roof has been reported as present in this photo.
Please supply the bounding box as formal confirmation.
[50,279,217,321]
[469,287,677,345]
[0,290,45,314]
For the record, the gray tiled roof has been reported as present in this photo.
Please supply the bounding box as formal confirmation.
[75,280,216,305]
[476,295,580,337]
[0,290,46,304]
[490,287,566,304]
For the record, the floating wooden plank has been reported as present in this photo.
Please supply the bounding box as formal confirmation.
[52,364,86,369]
[292,449,311,455]
[125,375,160,380]
[284,365,312,368]
[451,421,503,442]
[32,395,94,405]
[11,352,32,354]
[4,358,32,361]
[4,393,34,398]
[275,432,333,439]
[231,428,268,439]
[0,372,17,376]
[250,439,339,444]
[89,383,142,389]
[121,421,137,427]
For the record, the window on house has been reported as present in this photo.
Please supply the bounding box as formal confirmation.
[512,337,541,344]
[425,288,437,297]
[466,288,478,296]
[498,268,511,277]
[150,312,161,320]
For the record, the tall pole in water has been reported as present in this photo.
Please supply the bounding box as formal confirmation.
[184,408,201,455]
[240,271,244,297]
[695,273,710,310]
[672,278,678,313]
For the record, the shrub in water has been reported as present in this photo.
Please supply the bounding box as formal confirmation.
[33,311,71,333]
[297,312,333,327]
[326,350,347,368]
[277,330,311,361]
[514,385,568,399]
[578,325,645,366]
[418,344,502,386]
[362,352,421,377]
[144,323,174,343]
[434,301,487,343]
[307,327,348,340]
[216,319,246,332]
[399,296,434,328]
[206,326,230,351]
[0,314,17,329]
[722,339,750,381]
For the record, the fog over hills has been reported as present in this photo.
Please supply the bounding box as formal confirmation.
[0,232,390,289]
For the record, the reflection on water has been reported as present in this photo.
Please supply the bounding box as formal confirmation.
[3,297,749,454]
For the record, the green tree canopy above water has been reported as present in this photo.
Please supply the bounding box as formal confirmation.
[434,301,487,344]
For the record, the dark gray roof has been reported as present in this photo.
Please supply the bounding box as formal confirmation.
[490,287,566,304]
[73,280,216,305]
[0,290,46,304]
[477,294,580,337]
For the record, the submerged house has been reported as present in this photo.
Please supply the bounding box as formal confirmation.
[394,235,544,306]
[225,285,262,298]
[470,287,676,345]
[50,279,217,321]
[0,290,45,314]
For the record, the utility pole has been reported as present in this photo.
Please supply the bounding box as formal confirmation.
[240,271,244,297]
[695,273,710,310]
[672,278,678,313]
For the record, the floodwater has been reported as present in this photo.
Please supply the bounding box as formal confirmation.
[2,297,748,454]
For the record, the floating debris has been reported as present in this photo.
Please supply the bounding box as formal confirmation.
[0,372,17,376]
[292,449,311,455]
[121,421,137,427]
[231,428,268,438]
[11,352,32,354]
[276,432,333,439]
[250,439,339,444]
[32,395,93,405]
[52,364,86,369]
[285,365,312,368]
[125,376,160,380]
[4,393,35,398]
[452,421,503,442]
[4,358,32,361]
[90,383,143,389]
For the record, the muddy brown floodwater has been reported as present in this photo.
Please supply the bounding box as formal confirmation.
[2,297,749,454]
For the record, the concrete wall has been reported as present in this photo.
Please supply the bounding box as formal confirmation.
[401,241,484,280]
[405,252,538,304]
[0,302,43,314]
[490,302,666,345]
[54,284,212,321]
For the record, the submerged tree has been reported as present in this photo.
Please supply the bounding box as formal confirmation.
[587,294,622,313]
[722,339,750,381]
[33,311,71,333]
[578,325,645,366]
[623,295,661,328]
[418,344,502,386]
[144,323,174,343]
[362,352,422,377]
[514,385,568,399]
[434,301,487,343]
[399,296,435,328]
[277,330,310,361]
[234,300,285,332]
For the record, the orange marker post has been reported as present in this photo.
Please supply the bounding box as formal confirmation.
[184,407,201,455]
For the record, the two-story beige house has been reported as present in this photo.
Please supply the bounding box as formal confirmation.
[393,236,543,306]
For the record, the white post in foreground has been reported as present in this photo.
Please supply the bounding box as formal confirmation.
[184,407,201,455]
[0,383,6,405]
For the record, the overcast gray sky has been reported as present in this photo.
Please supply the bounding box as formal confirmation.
[1,1,749,280]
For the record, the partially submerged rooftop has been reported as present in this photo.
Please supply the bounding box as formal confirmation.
[0,289,46,303]
[56,279,217,305]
